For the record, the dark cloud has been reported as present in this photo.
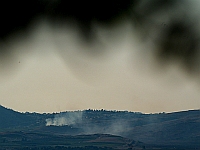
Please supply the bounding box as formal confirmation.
[1,0,200,74]
[0,0,44,39]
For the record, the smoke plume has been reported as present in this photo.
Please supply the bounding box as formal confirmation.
[46,111,83,126]
[45,110,130,137]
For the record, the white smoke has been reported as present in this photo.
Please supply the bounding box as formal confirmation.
[45,110,130,137]
[46,111,83,126]
[105,120,130,135]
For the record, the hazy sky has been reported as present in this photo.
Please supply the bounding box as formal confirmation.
[0,18,200,114]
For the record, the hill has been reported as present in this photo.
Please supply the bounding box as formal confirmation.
[0,105,199,149]
[0,105,46,130]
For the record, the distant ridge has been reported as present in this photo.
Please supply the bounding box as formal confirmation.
[0,105,46,130]
[0,105,200,148]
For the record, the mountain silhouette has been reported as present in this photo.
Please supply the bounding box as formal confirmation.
[0,105,199,149]
[0,105,46,130]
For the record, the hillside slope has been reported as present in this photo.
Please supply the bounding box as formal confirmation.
[0,105,199,148]
[0,105,46,130]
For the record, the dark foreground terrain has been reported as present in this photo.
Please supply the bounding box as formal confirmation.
[0,132,146,150]
[0,105,200,149]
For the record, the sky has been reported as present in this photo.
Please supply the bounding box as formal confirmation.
[0,15,200,114]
